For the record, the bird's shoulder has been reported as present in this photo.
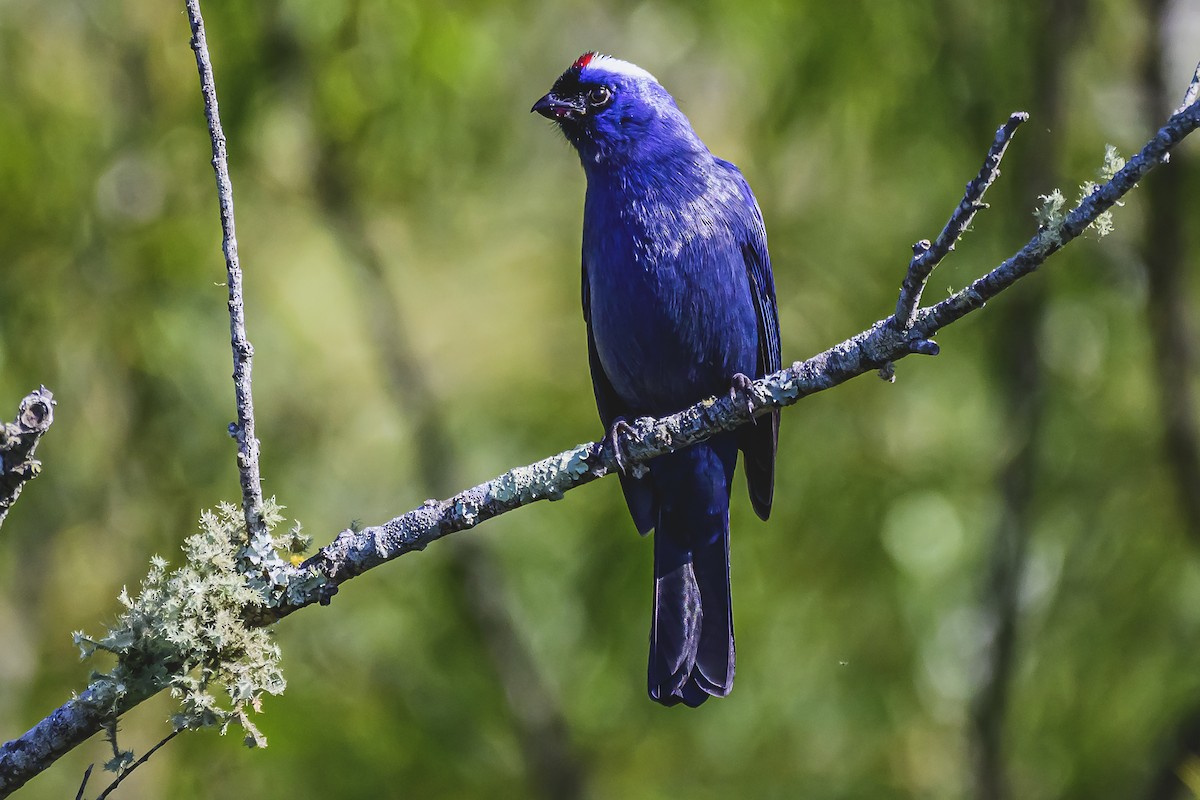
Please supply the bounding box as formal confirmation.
[711,158,764,221]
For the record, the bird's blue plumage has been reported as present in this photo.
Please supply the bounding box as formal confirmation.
[535,53,781,707]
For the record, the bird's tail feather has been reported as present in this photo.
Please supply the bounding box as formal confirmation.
[647,440,736,707]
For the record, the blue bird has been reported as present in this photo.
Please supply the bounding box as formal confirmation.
[533,53,780,707]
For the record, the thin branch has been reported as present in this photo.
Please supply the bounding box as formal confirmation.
[0,683,142,798]
[93,729,181,800]
[0,386,55,530]
[3,69,1199,800]
[185,0,266,541]
[74,764,93,800]
[262,90,1200,619]
[894,112,1029,332]
[912,94,1198,336]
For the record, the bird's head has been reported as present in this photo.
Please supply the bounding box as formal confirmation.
[532,52,702,167]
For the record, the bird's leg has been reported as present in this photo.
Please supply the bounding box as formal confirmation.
[728,373,756,419]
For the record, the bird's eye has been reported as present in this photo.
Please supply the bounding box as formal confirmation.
[586,86,612,109]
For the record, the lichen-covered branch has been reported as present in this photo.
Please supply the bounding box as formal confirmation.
[0,387,55,530]
[3,68,1198,800]
[273,84,1200,619]
[913,89,1200,336]
[185,0,266,542]
[0,683,150,798]
[278,84,1200,618]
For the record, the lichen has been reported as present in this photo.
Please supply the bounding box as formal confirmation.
[74,499,301,765]
[1083,144,1127,238]
[1033,188,1068,252]
[1033,145,1126,249]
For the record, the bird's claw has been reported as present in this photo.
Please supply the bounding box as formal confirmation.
[605,417,639,477]
[729,373,756,418]
[596,417,651,478]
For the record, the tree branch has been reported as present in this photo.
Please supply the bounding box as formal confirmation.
[914,91,1198,336]
[0,387,55,530]
[894,112,1028,334]
[185,0,266,541]
[276,87,1200,620]
[93,729,182,800]
[0,682,148,797]
[3,64,1198,800]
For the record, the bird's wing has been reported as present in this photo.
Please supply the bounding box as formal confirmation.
[719,160,781,520]
[581,258,632,430]
[583,258,658,534]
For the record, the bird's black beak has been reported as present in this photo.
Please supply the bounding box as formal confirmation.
[532,92,585,121]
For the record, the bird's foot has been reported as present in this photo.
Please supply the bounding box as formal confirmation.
[728,373,757,419]
[603,417,652,478]
[604,417,637,476]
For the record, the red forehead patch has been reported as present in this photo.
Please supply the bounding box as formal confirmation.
[572,52,596,71]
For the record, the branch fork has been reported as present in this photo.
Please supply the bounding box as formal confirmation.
[881,111,1031,380]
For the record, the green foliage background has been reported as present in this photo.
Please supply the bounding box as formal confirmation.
[1,1,1198,797]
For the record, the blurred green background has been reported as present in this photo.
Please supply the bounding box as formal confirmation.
[2,0,1199,798]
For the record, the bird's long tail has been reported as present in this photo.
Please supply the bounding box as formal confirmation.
[648,437,737,707]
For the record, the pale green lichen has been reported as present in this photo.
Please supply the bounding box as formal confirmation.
[1033,188,1068,253]
[74,499,302,768]
[1099,143,1126,180]
[1084,144,1127,238]
[1033,145,1126,250]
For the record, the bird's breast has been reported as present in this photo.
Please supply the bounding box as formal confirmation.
[584,180,758,415]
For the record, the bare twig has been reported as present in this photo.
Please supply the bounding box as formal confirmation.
[93,729,181,800]
[3,68,1199,800]
[1,682,138,797]
[894,112,1029,332]
[0,386,55,530]
[3,4,278,790]
[185,0,266,541]
[912,91,1198,336]
[74,764,93,800]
